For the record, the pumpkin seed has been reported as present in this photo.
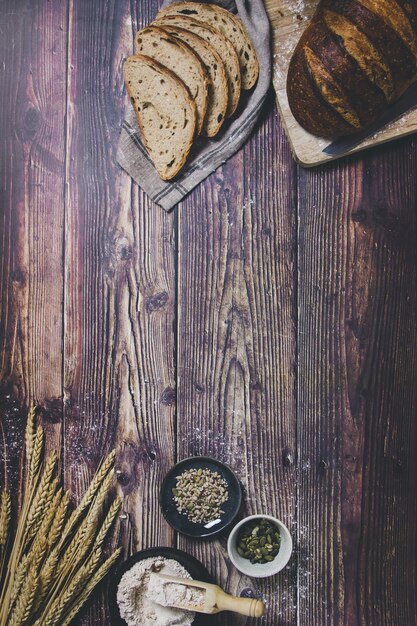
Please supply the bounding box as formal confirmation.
[235,518,281,564]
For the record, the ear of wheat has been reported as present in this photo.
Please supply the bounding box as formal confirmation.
[0,408,121,626]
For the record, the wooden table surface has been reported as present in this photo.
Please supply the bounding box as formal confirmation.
[1,1,417,625]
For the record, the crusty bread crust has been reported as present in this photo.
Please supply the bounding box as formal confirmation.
[156,2,259,90]
[124,54,197,180]
[136,25,210,135]
[155,13,241,116]
[287,0,417,138]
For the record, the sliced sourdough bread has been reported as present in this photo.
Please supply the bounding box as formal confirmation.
[135,25,209,135]
[124,54,196,180]
[154,14,241,117]
[157,24,228,136]
[155,2,259,90]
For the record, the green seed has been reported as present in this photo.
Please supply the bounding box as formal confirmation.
[236,519,283,564]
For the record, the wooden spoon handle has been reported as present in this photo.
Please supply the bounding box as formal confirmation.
[216,593,265,617]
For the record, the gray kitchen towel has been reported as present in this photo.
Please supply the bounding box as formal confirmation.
[117,0,271,211]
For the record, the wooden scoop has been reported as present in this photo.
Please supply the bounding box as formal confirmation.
[150,573,265,617]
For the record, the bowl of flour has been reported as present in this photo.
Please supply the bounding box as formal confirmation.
[108,547,213,626]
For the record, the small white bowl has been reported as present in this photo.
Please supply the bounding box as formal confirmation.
[227,514,293,578]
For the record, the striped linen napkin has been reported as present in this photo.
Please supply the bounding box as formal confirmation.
[117,0,271,211]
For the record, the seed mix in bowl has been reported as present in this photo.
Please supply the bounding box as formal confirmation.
[172,467,229,524]
[236,518,281,564]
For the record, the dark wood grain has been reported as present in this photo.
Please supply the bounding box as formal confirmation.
[0,1,417,625]
[63,0,176,622]
[0,0,67,488]
[176,100,298,625]
[297,143,417,625]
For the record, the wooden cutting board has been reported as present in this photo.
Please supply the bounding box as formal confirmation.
[264,0,417,166]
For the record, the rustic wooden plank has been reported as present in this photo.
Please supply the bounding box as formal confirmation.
[0,0,67,489]
[176,98,298,625]
[63,0,176,622]
[297,142,417,624]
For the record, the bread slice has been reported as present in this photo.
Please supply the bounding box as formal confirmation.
[157,24,228,136]
[135,25,209,135]
[124,54,196,180]
[155,14,241,116]
[155,2,259,90]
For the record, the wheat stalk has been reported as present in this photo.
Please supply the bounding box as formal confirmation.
[37,486,109,613]
[65,472,115,567]
[57,481,105,575]
[0,491,11,547]
[42,549,102,626]
[28,535,48,576]
[8,556,28,609]
[25,480,59,559]
[48,491,70,549]
[29,426,44,484]
[54,470,114,581]
[0,410,121,626]
[86,471,115,528]
[60,548,122,626]
[18,456,57,573]
[40,472,115,622]
[25,406,36,468]
[94,497,121,549]
[1,455,38,614]
[44,477,60,512]
[0,491,11,587]
[59,450,116,545]
[0,491,11,610]
[8,568,37,626]
[36,486,61,541]
[25,452,57,543]
[33,547,60,612]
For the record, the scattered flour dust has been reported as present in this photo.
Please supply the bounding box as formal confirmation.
[117,557,196,626]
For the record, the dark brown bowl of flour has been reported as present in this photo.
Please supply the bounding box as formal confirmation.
[108,547,214,626]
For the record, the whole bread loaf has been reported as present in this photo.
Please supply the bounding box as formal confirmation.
[287,0,417,138]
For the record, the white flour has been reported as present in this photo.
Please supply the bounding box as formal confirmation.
[148,574,205,609]
[117,557,196,626]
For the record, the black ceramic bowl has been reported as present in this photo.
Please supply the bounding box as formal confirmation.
[108,547,214,626]
[160,457,243,538]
